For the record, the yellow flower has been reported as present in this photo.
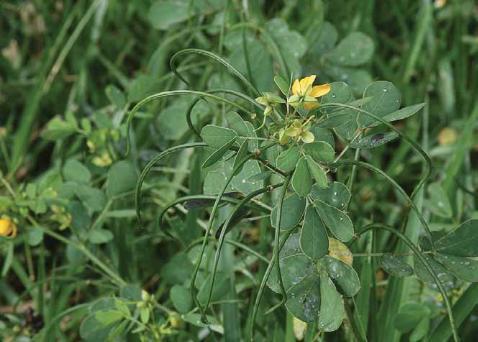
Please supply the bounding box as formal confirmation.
[290,75,331,110]
[0,217,17,238]
[279,119,315,145]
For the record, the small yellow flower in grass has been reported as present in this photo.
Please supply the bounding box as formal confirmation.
[0,217,17,238]
[289,75,331,110]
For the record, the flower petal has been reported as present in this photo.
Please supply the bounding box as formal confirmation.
[310,84,331,98]
[301,131,315,143]
[292,79,301,96]
[285,126,302,137]
[299,75,316,95]
[304,101,319,111]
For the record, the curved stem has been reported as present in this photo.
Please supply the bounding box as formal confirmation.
[186,89,263,138]
[205,183,284,311]
[358,223,458,342]
[135,142,207,225]
[186,237,270,264]
[158,194,271,227]
[320,103,431,200]
[169,49,260,95]
[125,90,252,156]
[249,176,293,341]
[190,155,254,322]
[332,159,434,247]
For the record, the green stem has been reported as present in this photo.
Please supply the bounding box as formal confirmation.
[358,224,458,342]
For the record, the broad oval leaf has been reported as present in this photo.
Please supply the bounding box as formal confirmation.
[326,32,374,67]
[434,253,478,282]
[313,200,354,242]
[292,157,312,197]
[426,182,452,218]
[435,219,478,257]
[286,273,321,323]
[276,145,300,172]
[323,255,360,297]
[350,131,399,149]
[267,233,316,294]
[413,254,455,290]
[271,193,306,230]
[318,273,344,332]
[380,254,414,277]
[306,156,328,188]
[303,141,335,163]
[200,125,237,148]
[368,103,425,127]
[310,182,350,211]
[202,138,237,168]
[300,206,329,261]
[360,81,401,126]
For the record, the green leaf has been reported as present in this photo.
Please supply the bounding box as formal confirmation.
[270,193,306,230]
[318,273,344,332]
[88,228,114,244]
[434,254,478,282]
[201,125,238,149]
[368,103,425,127]
[274,75,290,96]
[300,206,329,261]
[264,18,307,76]
[326,66,372,95]
[435,220,478,257]
[323,256,360,297]
[202,138,237,168]
[148,1,192,30]
[380,254,414,277]
[95,310,124,325]
[276,145,300,172]
[226,112,258,151]
[326,32,374,67]
[27,226,44,246]
[105,85,126,108]
[226,31,273,91]
[106,161,137,198]
[361,81,401,126]
[233,140,249,172]
[313,200,354,242]
[350,131,399,149]
[310,182,350,211]
[197,272,229,306]
[410,316,430,342]
[413,254,455,290]
[394,303,430,333]
[157,99,208,140]
[426,182,452,218]
[292,157,312,197]
[320,82,359,140]
[268,233,314,293]
[267,233,321,322]
[306,156,328,188]
[80,315,114,340]
[303,141,335,162]
[310,22,338,57]
[203,159,263,195]
[42,116,78,140]
[75,186,106,213]
[170,284,192,313]
[286,272,321,323]
[63,159,91,183]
